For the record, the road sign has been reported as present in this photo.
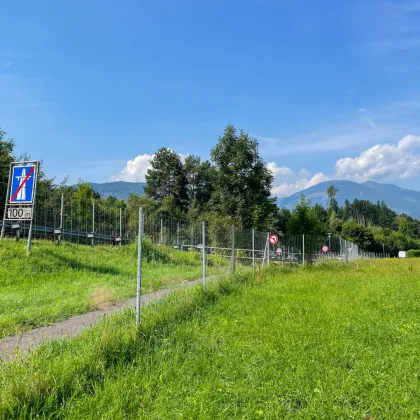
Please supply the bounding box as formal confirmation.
[9,165,36,204]
[322,245,329,253]
[6,207,32,220]
[269,234,278,245]
[348,247,353,253]
[399,251,407,258]
[276,247,282,255]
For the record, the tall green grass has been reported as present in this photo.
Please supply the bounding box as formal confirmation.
[1,259,419,418]
[0,238,228,337]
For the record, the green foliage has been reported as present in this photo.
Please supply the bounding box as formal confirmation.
[341,220,374,249]
[144,148,188,216]
[0,128,15,216]
[326,184,339,213]
[184,155,213,210]
[407,250,420,258]
[287,195,324,234]
[209,125,277,229]
[0,127,15,184]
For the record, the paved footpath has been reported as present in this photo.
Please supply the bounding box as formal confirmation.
[0,278,204,361]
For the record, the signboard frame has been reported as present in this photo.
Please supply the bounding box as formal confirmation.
[1,161,39,252]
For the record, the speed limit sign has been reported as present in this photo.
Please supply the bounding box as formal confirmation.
[322,245,329,253]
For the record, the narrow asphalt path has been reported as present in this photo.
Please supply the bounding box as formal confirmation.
[0,278,206,361]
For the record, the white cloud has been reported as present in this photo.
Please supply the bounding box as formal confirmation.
[114,151,189,182]
[335,134,420,182]
[267,162,328,197]
[114,135,420,195]
[114,154,154,182]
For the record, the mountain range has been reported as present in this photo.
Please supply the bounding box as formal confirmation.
[277,180,420,219]
[88,180,420,219]
[90,181,145,200]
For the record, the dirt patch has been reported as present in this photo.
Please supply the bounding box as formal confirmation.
[91,286,116,310]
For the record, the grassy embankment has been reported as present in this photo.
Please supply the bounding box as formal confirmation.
[0,238,229,338]
[1,259,419,418]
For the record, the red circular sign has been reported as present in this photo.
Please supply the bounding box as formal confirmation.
[269,234,279,245]
[322,245,329,253]
[276,247,282,255]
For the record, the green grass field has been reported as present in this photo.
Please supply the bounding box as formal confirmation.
[0,239,229,338]
[1,259,419,418]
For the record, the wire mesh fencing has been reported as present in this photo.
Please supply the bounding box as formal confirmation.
[0,183,391,338]
[0,188,136,339]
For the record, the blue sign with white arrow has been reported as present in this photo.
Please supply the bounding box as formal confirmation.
[9,165,36,204]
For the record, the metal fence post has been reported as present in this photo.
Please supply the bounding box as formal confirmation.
[231,225,235,274]
[302,234,305,265]
[136,207,144,326]
[252,228,255,271]
[177,222,180,249]
[202,221,206,290]
[27,162,39,253]
[55,193,64,245]
[119,207,122,245]
[267,232,270,266]
[160,218,163,244]
[60,194,64,230]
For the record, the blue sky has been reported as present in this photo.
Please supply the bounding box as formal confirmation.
[1,0,420,196]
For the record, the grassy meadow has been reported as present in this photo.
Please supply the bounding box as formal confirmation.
[1,259,419,418]
[0,238,229,338]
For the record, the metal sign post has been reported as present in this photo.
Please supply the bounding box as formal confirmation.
[136,207,144,326]
[1,161,39,252]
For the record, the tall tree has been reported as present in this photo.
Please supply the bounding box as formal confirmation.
[326,184,339,213]
[210,125,276,229]
[144,148,188,216]
[183,155,213,210]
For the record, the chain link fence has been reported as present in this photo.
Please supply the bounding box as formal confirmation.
[0,184,389,337]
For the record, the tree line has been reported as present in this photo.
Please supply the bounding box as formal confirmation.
[1,125,420,255]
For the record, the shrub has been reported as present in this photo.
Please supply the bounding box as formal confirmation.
[406,249,420,258]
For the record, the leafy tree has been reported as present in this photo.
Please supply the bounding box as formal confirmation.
[287,195,324,234]
[326,185,339,213]
[184,155,213,210]
[144,148,188,215]
[313,204,329,225]
[210,125,276,229]
[0,128,15,214]
[274,208,291,234]
[341,220,374,249]
[0,128,15,184]
[328,210,343,234]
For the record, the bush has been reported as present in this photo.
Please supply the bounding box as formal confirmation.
[407,249,420,258]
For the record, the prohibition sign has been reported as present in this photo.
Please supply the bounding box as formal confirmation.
[269,234,278,245]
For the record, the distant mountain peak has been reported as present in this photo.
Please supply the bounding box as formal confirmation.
[277,180,420,219]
